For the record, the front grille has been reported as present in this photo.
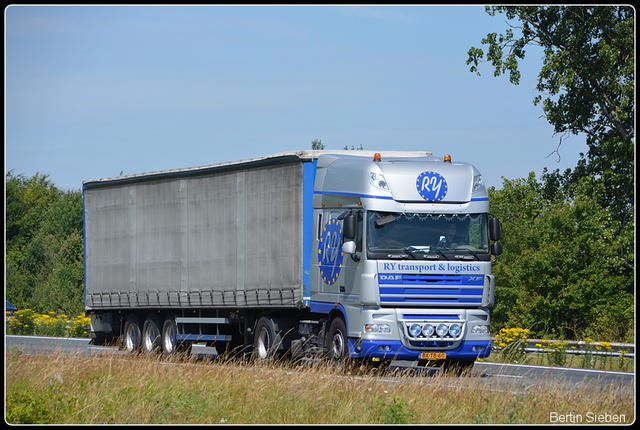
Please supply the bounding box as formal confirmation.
[379,273,484,306]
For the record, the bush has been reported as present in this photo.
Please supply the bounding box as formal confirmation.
[6,309,90,338]
[494,327,531,363]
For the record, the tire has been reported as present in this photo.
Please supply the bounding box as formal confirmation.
[325,317,349,362]
[253,317,279,362]
[161,314,192,358]
[122,314,142,354]
[142,314,162,355]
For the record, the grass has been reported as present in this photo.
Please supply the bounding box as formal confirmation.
[5,350,635,425]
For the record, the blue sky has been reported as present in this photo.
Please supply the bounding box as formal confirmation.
[5,5,589,191]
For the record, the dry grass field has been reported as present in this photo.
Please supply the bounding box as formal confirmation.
[5,350,635,425]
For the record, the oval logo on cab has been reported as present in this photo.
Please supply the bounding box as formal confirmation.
[318,218,344,285]
[416,171,448,202]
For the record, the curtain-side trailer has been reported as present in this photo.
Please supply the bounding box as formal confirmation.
[84,150,502,372]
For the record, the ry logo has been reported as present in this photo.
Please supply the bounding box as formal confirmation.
[416,171,448,202]
[318,218,344,285]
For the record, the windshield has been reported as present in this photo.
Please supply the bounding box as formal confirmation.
[367,211,490,260]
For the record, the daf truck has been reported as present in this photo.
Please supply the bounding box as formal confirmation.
[84,150,502,372]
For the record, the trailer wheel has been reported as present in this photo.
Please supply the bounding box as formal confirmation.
[326,317,349,362]
[254,317,278,362]
[142,314,162,355]
[123,314,142,354]
[161,314,191,358]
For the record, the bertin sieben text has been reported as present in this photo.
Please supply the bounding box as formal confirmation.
[549,411,626,423]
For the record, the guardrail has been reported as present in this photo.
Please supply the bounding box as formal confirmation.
[491,338,635,358]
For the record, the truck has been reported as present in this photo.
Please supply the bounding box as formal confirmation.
[84,150,502,372]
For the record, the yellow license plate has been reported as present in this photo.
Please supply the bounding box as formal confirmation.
[420,352,446,360]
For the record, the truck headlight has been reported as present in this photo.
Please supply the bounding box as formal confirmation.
[422,324,435,337]
[473,175,484,192]
[471,324,490,334]
[408,324,422,337]
[449,323,461,337]
[369,172,390,191]
[365,324,391,334]
[436,324,448,337]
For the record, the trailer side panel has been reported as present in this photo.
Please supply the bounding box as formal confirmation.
[84,162,305,310]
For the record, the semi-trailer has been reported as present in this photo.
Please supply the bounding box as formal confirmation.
[84,150,502,372]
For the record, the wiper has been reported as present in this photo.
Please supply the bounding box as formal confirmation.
[400,247,423,260]
[387,252,410,260]
[454,249,480,260]
[425,248,448,260]
[405,246,448,261]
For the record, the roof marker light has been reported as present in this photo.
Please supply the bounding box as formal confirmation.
[444,154,452,163]
[373,153,382,162]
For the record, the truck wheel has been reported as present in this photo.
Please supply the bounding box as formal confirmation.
[326,317,349,362]
[161,314,191,358]
[254,317,278,362]
[123,314,142,354]
[142,314,162,355]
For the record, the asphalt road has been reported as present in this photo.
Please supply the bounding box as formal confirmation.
[5,335,635,395]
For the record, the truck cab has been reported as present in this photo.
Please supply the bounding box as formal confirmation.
[308,151,502,371]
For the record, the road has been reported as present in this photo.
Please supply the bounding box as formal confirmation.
[5,335,634,395]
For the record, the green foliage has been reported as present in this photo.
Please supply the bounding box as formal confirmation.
[370,396,417,424]
[311,139,325,150]
[5,171,84,317]
[494,328,531,363]
[467,6,634,227]
[6,385,79,424]
[6,389,57,424]
[466,6,633,343]
[489,173,633,341]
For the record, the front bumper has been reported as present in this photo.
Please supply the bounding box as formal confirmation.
[348,339,491,360]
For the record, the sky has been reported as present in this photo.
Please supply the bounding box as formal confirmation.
[5,5,590,192]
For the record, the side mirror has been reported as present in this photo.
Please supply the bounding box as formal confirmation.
[491,242,503,256]
[489,217,501,242]
[341,211,357,241]
[343,241,356,255]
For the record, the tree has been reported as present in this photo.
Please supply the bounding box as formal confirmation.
[467,6,634,226]
[489,174,633,341]
[311,139,325,150]
[5,172,85,316]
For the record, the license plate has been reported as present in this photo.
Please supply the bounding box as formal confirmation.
[420,352,446,360]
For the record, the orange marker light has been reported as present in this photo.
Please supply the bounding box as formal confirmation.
[373,153,382,162]
[444,154,452,163]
